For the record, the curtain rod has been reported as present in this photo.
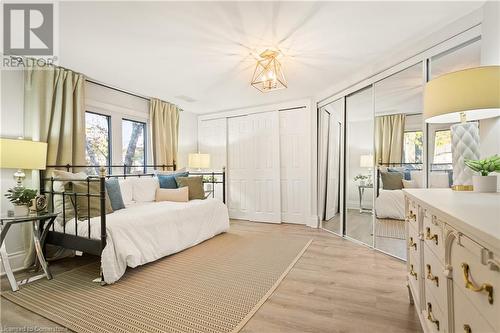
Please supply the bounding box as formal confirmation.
[86,78,184,111]
[9,56,182,111]
[86,78,150,101]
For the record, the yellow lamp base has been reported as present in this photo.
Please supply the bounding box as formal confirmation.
[452,185,474,191]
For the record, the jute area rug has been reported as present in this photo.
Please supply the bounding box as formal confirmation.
[3,230,312,333]
[374,218,405,240]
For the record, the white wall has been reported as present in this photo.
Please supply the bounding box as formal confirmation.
[479,1,500,190]
[177,111,198,169]
[0,69,29,272]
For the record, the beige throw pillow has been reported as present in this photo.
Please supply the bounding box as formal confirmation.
[175,176,205,200]
[51,170,87,225]
[155,187,189,202]
[72,181,113,220]
[380,171,403,190]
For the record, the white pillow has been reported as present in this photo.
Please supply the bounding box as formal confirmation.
[429,173,449,188]
[410,170,423,188]
[402,179,419,188]
[132,177,159,202]
[118,178,134,206]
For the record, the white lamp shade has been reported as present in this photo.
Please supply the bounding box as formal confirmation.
[360,154,373,168]
[424,66,500,123]
[0,138,47,170]
[188,153,210,169]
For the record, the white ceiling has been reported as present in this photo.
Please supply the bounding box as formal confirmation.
[59,1,483,114]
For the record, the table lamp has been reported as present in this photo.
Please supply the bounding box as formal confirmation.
[424,66,500,191]
[188,153,210,171]
[0,138,48,189]
[360,154,374,185]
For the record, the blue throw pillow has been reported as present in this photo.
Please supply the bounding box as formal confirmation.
[387,168,411,181]
[158,172,189,189]
[105,178,125,211]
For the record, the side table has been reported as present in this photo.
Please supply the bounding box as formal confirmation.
[0,212,57,291]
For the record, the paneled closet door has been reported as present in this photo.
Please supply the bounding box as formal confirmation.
[227,112,281,223]
[280,108,307,224]
[227,116,253,220]
[251,111,281,223]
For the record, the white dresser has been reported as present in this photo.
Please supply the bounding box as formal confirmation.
[404,189,500,333]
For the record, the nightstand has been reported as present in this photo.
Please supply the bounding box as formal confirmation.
[0,212,57,291]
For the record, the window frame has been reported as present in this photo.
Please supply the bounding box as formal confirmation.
[121,117,147,173]
[84,110,112,174]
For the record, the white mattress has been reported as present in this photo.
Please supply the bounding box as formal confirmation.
[375,189,405,220]
[55,199,230,284]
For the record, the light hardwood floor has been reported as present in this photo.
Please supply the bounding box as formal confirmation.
[1,220,422,333]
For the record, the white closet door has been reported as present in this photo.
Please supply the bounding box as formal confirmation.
[227,116,253,220]
[251,111,281,223]
[318,110,330,221]
[198,118,227,171]
[280,108,307,224]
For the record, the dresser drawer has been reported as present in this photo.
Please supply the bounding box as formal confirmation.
[423,212,445,263]
[424,244,447,314]
[453,283,496,333]
[450,234,500,329]
[424,299,447,332]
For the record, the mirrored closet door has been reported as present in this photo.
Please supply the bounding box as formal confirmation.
[345,86,374,246]
[319,99,344,235]
[373,62,424,260]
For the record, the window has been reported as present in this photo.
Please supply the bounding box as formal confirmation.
[403,131,423,164]
[122,119,146,173]
[433,130,452,164]
[85,112,111,174]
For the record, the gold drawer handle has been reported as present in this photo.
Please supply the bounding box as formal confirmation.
[426,303,440,331]
[426,264,439,287]
[408,237,417,251]
[425,227,438,246]
[407,211,416,221]
[409,264,417,280]
[463,324,471,333]
[461,263,494,305]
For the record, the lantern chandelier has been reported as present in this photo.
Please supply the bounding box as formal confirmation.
[251,49,287,93]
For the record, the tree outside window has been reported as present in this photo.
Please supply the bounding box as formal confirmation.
[122,119,146,174]
[433,129,452,164]
[403,131,423,164]
[85,112,111,174]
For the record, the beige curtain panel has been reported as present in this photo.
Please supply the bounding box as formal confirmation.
[23,65,86,267]
[375,114,406,165]
[150,98,180,170]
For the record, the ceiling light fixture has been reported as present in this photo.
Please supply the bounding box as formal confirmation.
[251,49,287,93]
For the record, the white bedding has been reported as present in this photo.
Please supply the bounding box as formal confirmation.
[55,198,229,283]
[375,189,405,220]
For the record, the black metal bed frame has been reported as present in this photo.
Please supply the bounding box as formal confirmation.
[38,163,226,281]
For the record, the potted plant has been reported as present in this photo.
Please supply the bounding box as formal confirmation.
[354,174,369,186]
[464,155,500,193]
[4,187,37,216]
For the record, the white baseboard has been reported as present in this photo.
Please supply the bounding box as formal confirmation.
[307,215,319,228]
[0,250,26,276]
